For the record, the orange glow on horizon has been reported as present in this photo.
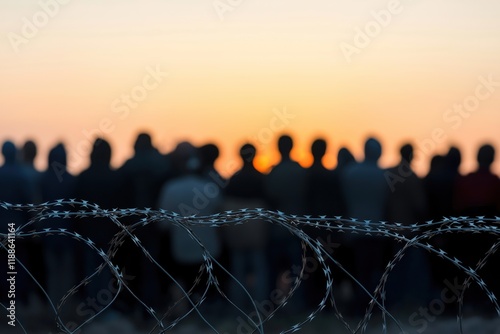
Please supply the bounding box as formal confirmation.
[1,1,500,178]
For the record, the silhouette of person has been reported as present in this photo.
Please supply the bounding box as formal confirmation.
[423,154,448,220]
[117,132,170,309]
[327,147,356,303]
[0,141,33,305]
[157,142,223,311]
[20,140,46,298]
[223,143,270,307]
[452,144,500,311]
[442,146,462,216]
[306,138,336,216]
[386,144,428,222]
[264,135,307,215]
[423,147,463,294]
[225,143,265,199]
[74,138,123,300]
[120,132,170,208]
[331,147,356,217]
[75,138,123,210]
[39,143,77,304]
[263,134,307,310]
[336,147,356,170]
[199,143,227,188]
[424,146,462,218]
[304,138,340,307]
[342,138,389,220]
[454,144,500,216]
[21,140,42,203]
[385,143,431,307]
[340,137,390,314]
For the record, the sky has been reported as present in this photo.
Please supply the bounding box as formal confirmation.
[1,0,500,177]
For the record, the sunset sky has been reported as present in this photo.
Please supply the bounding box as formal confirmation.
[1,0,500,177]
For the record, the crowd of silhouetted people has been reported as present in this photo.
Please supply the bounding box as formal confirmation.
[1,133,499,319]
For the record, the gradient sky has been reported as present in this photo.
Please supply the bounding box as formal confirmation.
[1,0,500,177]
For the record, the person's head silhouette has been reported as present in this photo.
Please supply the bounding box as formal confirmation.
[311,138,327,164]
[477,144,495,169]
[22,140,37,165]
[240,143,256,166]
[199,143,219,168]
[278,135,293,160]
[446,146,461,171]
[48,143,67,168]
[172,141,201,174]
[1,141,17,165]
[364,137,382,163]
[90,138,112,166]
[134,133,153,153]
[400,143,414,164]
[337,147,355,168]
[429,155,445,173]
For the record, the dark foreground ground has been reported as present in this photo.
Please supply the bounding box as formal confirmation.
[2,301,500,334]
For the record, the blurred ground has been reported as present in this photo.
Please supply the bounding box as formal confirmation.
[2,300,500,334]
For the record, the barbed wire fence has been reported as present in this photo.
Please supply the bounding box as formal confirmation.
[1,199,499,333]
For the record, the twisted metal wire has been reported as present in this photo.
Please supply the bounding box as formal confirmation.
[1,200,499,333]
